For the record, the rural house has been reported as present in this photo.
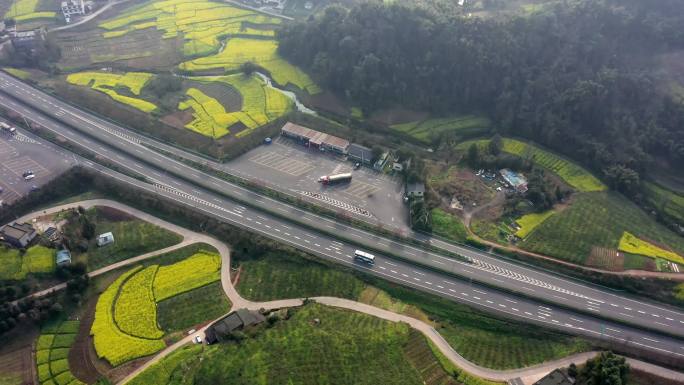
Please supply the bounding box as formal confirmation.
[10,28,46,53]
[500,169,528,193]
[0,222,37,248]
[204,308,266,344]
[533,369,573,385]
[406,182,425,199]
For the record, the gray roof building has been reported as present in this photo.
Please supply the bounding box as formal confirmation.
[347,144,373,164]
[0,222,37,248]
[406,182,426,198]
[534,369,574,385]
[204,309,266,344]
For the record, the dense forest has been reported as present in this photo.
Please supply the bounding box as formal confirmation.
[278,0,684,189]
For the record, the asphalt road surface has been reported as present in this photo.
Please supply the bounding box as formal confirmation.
[0,73,683,362]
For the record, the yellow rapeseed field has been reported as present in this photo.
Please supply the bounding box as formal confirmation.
[153,251,221,301]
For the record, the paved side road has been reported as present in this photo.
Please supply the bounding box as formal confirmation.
[12,200,684,385]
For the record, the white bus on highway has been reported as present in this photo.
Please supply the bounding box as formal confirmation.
[354,250,375,264]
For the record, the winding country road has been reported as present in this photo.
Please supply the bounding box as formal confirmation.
[13,200,684,385]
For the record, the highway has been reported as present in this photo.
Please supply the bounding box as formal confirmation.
[0,73,684,361]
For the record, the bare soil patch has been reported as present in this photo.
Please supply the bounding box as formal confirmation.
[94,206,135,222]
[160,110,193,131]
[304,91,349,116]
[586,247,624,271]
[68,298,103,383]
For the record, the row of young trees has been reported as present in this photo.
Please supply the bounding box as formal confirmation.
[278,0,684,186]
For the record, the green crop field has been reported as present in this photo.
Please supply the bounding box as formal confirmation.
[91,251,226,366]
[521,192,684,264]
[514,210,555,239]
[643,182,684,223]
[391,115,491,143]
[0,245,55,280]
[77,208,182,270]
[130,303,447,385]
[235,252,591,369]
[35,320,85,385]
[180,37,320,94]
[431,208,468,242]
[157,281,230,332]
[66,72,158,113]
[236,253,365,301]
[457,138,606,192]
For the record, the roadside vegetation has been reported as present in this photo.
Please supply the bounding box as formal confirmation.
[431,208,468,242]
[234,252,592,370]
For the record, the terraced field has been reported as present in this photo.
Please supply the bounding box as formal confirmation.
[180,38,320,94]
[457,138,606,192]
[99,0,280,57]
[129,304,450,385]
[521,192,684,264]
[36,320,85,385]
[391,115,491,144]
[643,182,684,223]
[189,74,292,137]
[66,72,157,113]
[90,251,223,366]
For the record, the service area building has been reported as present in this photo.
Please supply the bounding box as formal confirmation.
[281,122,350,154]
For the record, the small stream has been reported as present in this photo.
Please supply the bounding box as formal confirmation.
[254,72,316,115]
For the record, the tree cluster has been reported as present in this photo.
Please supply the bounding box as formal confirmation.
[278,0,684,184]
[570,352,630,385]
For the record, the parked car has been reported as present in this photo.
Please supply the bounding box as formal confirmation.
[24,174,35,181]
[354,162,361,170]
[194,335,202,344]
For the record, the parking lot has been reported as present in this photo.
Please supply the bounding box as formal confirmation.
[225,136,409,230]
[0,128,77,206]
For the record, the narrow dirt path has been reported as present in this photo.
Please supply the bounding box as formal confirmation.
[12,200,684,385]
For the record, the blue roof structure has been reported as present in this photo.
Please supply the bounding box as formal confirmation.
[56,250,71,265]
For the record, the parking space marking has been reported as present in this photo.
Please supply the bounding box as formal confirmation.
[2,156,50,178]
[0,139,16,156]
[249,151,315,177]
[342,180,381,199]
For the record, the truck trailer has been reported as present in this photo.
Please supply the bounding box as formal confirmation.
[318,172,352,185]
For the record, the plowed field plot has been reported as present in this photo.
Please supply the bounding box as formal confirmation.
[0,346,33,385]
[56,29,183,70]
